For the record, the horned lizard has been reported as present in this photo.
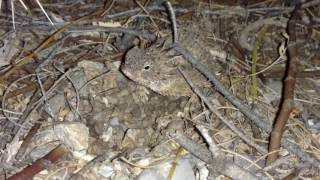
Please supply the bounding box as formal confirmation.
[120,43,212,97]
[121,16,224,97]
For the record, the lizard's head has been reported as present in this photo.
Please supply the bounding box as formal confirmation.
[121,46,186,96]
[122,47,170,86]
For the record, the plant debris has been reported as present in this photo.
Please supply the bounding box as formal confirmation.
[0,0,319,179]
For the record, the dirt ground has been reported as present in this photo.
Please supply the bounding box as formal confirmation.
[0,0,319,179]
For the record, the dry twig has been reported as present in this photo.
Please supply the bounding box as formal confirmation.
[178,67,268,154]
[267,5,301,164]
[171,43,320,167]
[172,133,260,180]
[8,145,67,180]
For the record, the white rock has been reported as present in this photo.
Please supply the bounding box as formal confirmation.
[54,123,89,151]
[95,164,114,178]
[137,158,196,180]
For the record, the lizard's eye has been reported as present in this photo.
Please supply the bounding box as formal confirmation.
[144,65,150,70]
[143,61,151,71]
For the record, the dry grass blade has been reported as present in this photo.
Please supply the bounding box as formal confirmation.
[178,67,268,154]
[35,0,55,28]
[1,1,319,179]
[164,1,177,43]
[10,0,15,30]
[18,0,28,11]
[172,43,320,167]
[0,8,106,83]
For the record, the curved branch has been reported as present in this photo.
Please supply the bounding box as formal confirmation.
[267,6,300,164]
